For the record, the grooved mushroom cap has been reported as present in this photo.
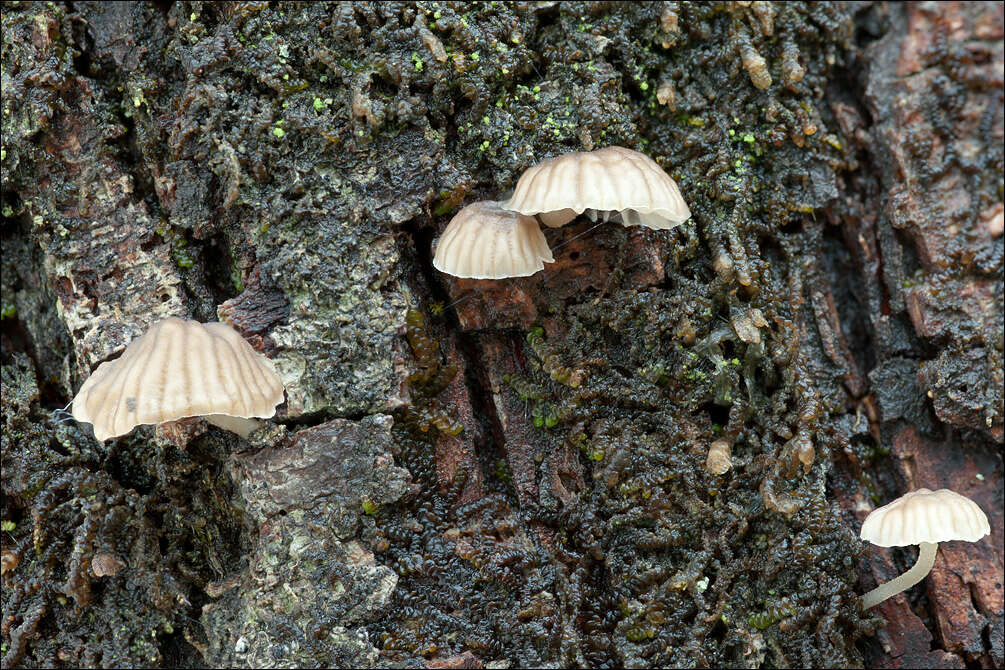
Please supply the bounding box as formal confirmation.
[501,146,691,230]
[71,317,285,441]
[432,200,555,279]
[860,488,990,548]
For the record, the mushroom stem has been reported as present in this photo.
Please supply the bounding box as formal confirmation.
[861,541,938,610]
[205,414,262,439]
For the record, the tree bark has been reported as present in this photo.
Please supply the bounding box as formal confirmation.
[2,2,1001,668]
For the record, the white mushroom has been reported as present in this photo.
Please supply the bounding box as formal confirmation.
[501,146,691,230]
[860,488,990,610]
[432,200,555,279]
[71,317,285,441]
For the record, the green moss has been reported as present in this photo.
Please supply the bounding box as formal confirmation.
[2,1,888,666]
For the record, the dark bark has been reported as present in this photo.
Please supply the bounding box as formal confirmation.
[2,2,1001,667]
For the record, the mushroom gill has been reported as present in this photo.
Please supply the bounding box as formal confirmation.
[501,146,691,230]
[71,317,285,441]
[432,200,555,279]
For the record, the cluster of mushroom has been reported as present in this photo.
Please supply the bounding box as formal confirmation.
[65,151,992,623]
[432,146,691,279]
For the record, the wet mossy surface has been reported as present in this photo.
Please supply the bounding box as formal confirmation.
[2,1,1002,668]
[375,235,879,666]
[2,350,246,667]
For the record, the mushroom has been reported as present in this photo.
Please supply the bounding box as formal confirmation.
[71,317,285,441]
[705,438,732,475]
[1,549,17,576]
[860,488,990,610]
[432,200,555,279]
[501,146,691,230]
[91,553,127,578]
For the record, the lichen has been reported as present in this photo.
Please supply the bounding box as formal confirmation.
[204,417,410,668]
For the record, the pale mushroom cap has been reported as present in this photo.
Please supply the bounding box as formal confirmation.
[71,317,285,441]
[501,146,691,230]
[860,488,991,547]
[705,439,732,475]
[432,200,555,279]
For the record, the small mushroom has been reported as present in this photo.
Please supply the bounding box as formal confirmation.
[501,146,691,230]
[705,439,732,475]
[432,200,555,279]
[91,552,126,578]
[1,549,18,575]
[71,317,285,441]
[860,488,990,610]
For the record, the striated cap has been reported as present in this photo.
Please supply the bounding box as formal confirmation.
[432,200,555,279]
[860,488,990,547]
[501,146,691,230]
[71,317,285,441]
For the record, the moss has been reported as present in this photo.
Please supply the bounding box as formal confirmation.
[397,308,463,437]
[0,0,906,666]
[2,351,246,667]
[369,2,879,664]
